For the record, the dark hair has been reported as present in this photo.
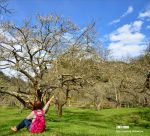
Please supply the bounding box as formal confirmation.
[33,101,42,110]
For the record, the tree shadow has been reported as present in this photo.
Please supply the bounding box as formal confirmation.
[47,109,114,130]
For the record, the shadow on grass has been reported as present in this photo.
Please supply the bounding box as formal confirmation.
[47,109,114,130]
[109,109,150,129]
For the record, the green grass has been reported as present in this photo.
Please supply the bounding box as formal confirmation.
[0,107,150,136]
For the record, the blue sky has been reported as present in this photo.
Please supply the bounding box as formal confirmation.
[2,0,150,60]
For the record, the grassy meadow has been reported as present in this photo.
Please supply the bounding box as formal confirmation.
[0,107,150,136]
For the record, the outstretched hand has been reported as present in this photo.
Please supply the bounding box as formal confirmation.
[49,95,55,102]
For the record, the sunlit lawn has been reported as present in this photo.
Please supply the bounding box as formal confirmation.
[0,106,150,136]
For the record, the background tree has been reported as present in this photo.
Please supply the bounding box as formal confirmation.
[43,32,105,116]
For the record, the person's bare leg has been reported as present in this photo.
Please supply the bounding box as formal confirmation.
[11,126,17,132]
[10,119,31,132]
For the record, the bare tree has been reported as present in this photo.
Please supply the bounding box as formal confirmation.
[0,14,99,110]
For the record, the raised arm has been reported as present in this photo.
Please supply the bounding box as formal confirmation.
[43,95,54,113]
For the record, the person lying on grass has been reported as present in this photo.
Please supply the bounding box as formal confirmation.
[11,96,54,133]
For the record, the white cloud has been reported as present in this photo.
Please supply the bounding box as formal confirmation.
[108,43,146,60]
[109,6,133,25]
[147,25,150,29]
[110,21,144,44]
[132,20,143,31]
[109,19,120,25]
[122,6,133,17]
[127,6,133,13]
[138,10,150,19]
[108,20,146,60]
